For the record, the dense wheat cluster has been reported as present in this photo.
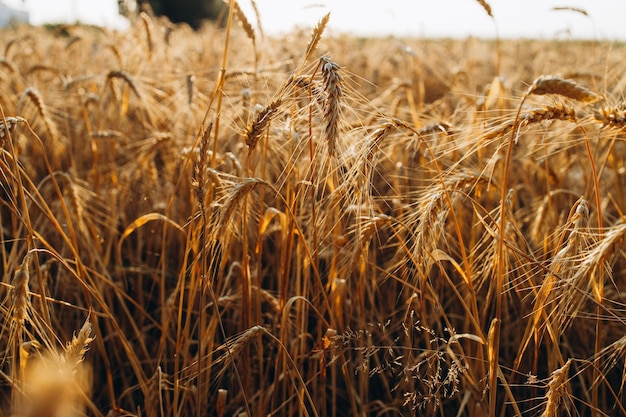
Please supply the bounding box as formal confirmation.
[1,4,626,417]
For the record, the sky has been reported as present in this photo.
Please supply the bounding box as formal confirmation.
[3,0,626,41]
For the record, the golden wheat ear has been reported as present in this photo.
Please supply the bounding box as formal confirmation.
[16,316,94,417]
[244,99,282,152]
[64,316,95,370]
[526,75,603,103]
[541,359,573,417]
[320,56,343,158]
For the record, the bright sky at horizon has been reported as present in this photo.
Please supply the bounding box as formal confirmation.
[4,0,626,41]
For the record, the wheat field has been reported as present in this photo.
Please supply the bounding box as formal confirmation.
[1,3,626,417]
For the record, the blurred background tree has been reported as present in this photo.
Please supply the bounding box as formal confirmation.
[119,0,225,29]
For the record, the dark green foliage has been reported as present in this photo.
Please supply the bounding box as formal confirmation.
[141,0,224,29]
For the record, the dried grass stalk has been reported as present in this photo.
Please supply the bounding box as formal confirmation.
[0,57,18,73]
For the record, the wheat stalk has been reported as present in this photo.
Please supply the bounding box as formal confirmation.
[244,99,281,152]
[481,104,577,142]
[64,316,94,370]
[106,70,141,98]
[594,105,626,130]
[551,7,588,16]
[475,0,493,17]
[0,57,18,73]
[526,75,602,103]
[139,11,154,57]
[216,388,228,417]
[321,56,343,158]
[541,359,572,417]
[11,257,31,327]
[18,87,59,140]
[304,12,331,64]
[217,178,265,236]
[231,0,256,46]
[0,116,26,145]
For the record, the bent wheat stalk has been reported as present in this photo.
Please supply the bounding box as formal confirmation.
[527,75,603,103]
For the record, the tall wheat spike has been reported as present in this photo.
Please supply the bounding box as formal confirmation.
[541,359,572,417]
[321,56,343,158]
[245,99,281,152]
[304,12,331,64]
[232,0,256,45]
[475,0,493,17]
[18,87,59,140]
[64,316,94,370]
